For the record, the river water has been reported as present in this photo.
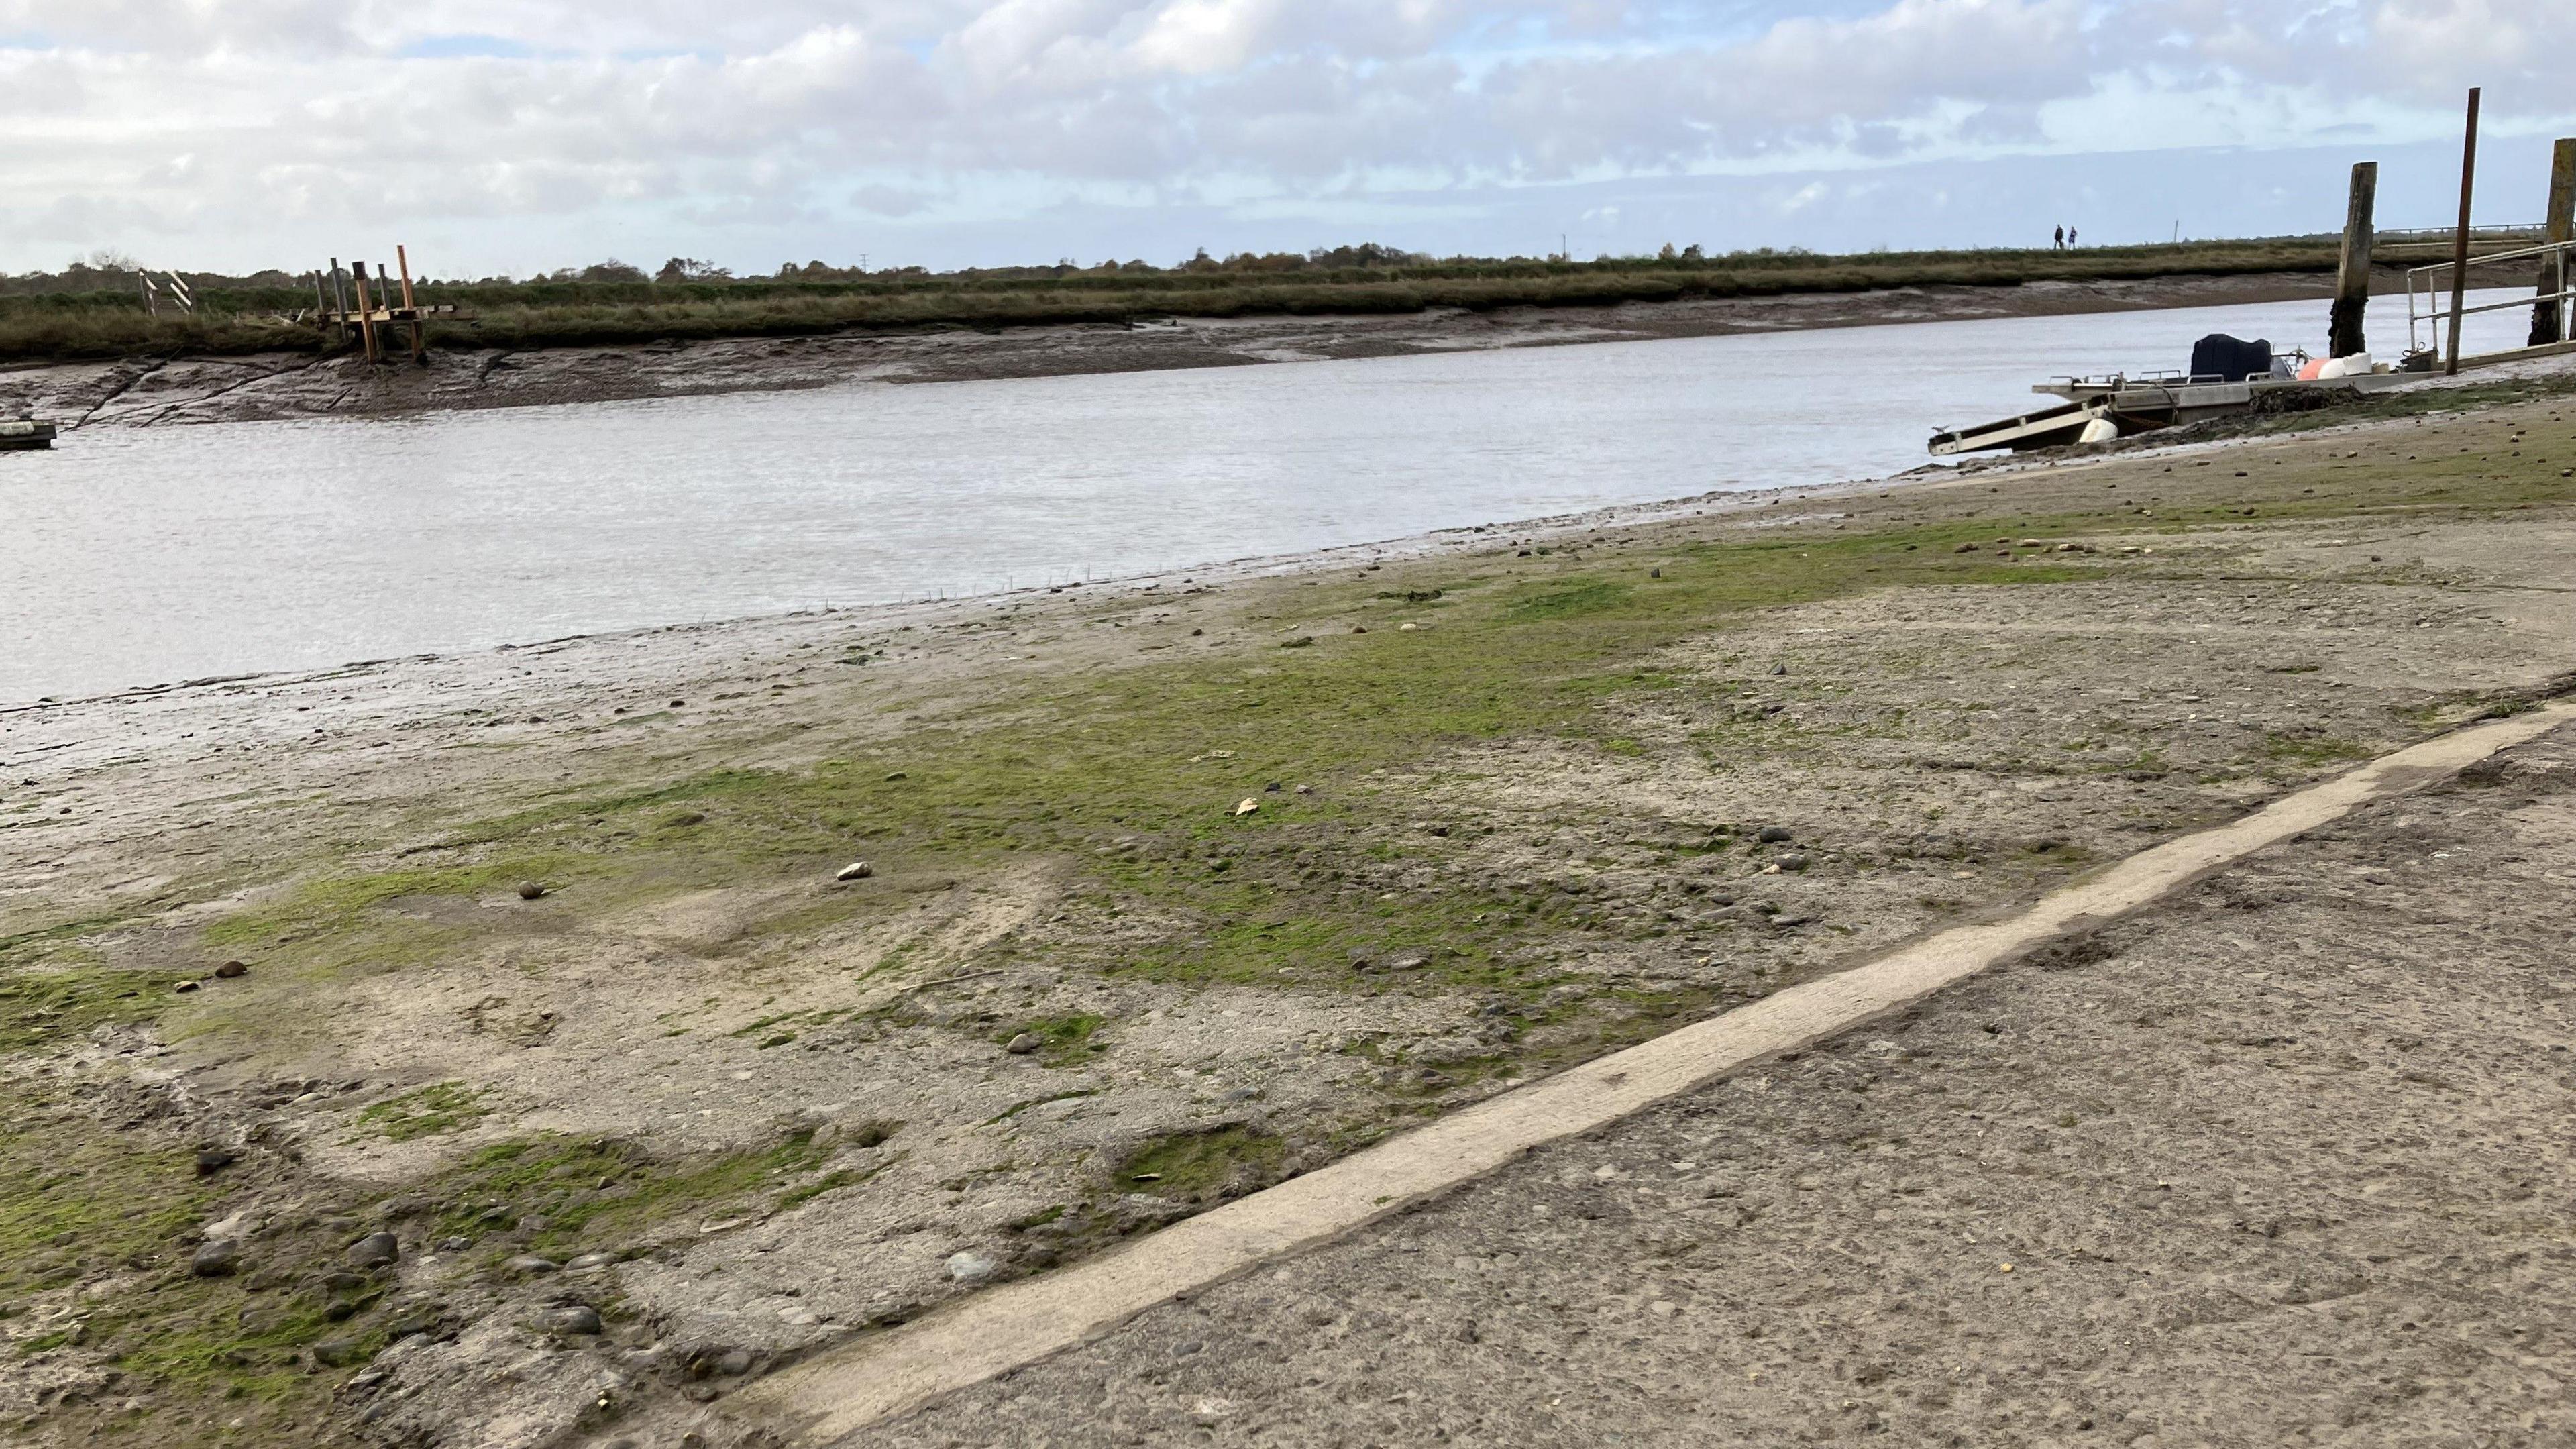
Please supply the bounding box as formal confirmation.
[0,289,2543,704]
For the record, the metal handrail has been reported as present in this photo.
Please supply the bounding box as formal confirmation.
[2406,235,2575,359]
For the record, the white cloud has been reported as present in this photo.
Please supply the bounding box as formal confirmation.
[0,0,2569,273]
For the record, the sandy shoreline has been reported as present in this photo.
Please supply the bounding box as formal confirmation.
[0,267,2420,431]
[4,366,2573,1448]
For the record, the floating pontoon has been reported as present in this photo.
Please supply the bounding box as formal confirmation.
[1,419,57,452]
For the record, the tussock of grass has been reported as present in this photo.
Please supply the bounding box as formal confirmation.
[1118,1124,1286,1203]
[354,1081,493,1142]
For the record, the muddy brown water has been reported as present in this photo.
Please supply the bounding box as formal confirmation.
[0,290,2537,705]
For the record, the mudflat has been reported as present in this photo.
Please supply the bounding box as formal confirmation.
[2,268,2414,429]
[3,366,2573,1448]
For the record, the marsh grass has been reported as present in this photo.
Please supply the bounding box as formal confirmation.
[0,238,2371,364]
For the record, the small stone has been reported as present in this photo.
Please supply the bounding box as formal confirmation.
[1649,568,1662,578]
[195,1147,238,1176]
[541,1305,603,1336]
[517,1215,550,1234]
[437,1236,472,1253]
[1398,622,1419,631]
[313,1336,370,1368]
[564,1251,618,1271]
[1004,1033,1043,1055]
[191,1240,242,1277]
[214,961,248,979]
[945,1251,1000,1285]
[504,1254,561,1276]
[345,1232,400,1269]
[1232,798,1260,816]
[1389,953,1431,971]
[175,980,199,992]
[517,881,547,900]
[1756,826,1794,843]
[1953,542,1978,553]
[1770,663,1787,675]
[714,1348,755,1376]
[1648,1299,1679,1317]
[835,861,873,881]
[1775,853,1810,872]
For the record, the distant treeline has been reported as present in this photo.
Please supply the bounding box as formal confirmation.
[0,237,2357,364]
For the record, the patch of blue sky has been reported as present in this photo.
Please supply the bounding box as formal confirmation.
[0,30,57,50]
[614,46,729,64]
[398,34,537,60]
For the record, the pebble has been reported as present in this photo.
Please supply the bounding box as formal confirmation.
[945,1250,1000,1285]
[1775,853,1810,871]
[1004,1032,1043,1055]
[714,1348,755,1376]
[214,960,248,979]
[1757,826,1794,843]
[312,1336,369,1368]
[195,1147,239,1176]
[517,882,547,900]
[191,1240,243,1277]
[1233,798,1261,816]
[437,1236,473,1252]
[835,861,873,881]
[345,1232,400,1269]
[564,1251,619,1271]
[504,1254,561,1276]
[541,1305,604,1336]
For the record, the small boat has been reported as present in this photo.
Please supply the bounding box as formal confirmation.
[2,418,58,452]
[1929,335,2412,458]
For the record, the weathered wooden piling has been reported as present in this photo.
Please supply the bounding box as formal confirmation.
[327,258,350,341]
[396,245,425,364]
[2532,138,2575,347]
[2330,161,2377,358]
[352,262,382,365]
[2446,88,2481,375]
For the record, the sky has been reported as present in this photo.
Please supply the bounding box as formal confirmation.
[3,0,2573,278]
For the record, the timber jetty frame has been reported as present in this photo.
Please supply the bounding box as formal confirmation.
[309,244,459,366]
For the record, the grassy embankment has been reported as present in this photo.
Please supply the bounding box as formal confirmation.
[0,237,2373,364]
[5,386,2574,1440]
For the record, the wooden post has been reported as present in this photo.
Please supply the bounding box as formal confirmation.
[2532,138,2576,347]
[328,258,350,340]
[2330,161,2377,358]
[312,269,330,329]
[352,262,381,365]
[396,244,424,364]
[2446,87,2480,376]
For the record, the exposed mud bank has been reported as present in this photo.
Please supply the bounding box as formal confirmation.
[1,269,2398,431]
[4,376,2573,1447]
